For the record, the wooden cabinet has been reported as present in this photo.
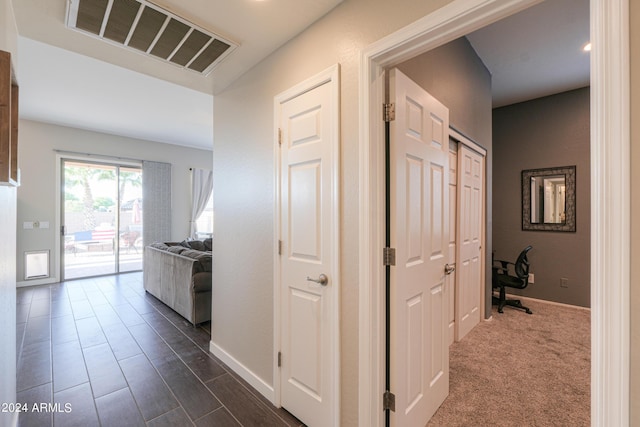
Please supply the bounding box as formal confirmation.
[0,49,18,186]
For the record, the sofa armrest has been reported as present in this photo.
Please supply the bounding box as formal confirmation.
[192,272,212,293]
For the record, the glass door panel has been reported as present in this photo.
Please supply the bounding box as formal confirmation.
[62,160,143,280]
[118,167,143,273]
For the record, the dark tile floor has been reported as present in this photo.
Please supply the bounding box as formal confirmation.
[16,272,304,427]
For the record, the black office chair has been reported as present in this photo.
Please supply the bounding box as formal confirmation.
[492,246,533,314]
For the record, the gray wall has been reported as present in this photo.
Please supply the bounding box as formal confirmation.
[397,36,494,316]
[16,120,212,285]
[492,87,590,307]
[397,37,492,145]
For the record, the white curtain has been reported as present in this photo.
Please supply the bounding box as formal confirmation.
[190,168,213,239]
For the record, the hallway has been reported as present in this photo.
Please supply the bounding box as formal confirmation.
[16,273,302,427]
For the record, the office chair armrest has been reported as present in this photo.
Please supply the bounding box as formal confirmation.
[492,259,515,274]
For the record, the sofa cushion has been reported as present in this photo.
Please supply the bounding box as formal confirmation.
[166,245,188,255]
[186,240,206,251]
[203,238,212,251]
[147,241,212,272]
[180,249,212,273]
[148,242,170,251]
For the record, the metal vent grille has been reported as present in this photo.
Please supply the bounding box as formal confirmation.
[66,0,238,75]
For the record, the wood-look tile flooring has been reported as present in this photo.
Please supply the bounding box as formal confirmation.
[16,272,303,427]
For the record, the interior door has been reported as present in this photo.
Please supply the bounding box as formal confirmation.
[389,68,450,426]
[277,68,338,427]
[455,144,484,341]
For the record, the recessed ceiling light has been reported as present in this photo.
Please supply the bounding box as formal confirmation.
[583,42,592,52]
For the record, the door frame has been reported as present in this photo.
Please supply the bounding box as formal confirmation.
[358,0,629,426]
[273,64,341,424]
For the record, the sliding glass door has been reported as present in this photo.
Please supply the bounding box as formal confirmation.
[61,159,143,280]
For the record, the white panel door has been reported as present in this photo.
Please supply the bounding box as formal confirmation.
[277,67,338,427]
[455,144,484,341]
[389,68,450,426]
[447,140,458,346]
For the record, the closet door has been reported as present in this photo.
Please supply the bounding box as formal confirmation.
[455,144,484,341]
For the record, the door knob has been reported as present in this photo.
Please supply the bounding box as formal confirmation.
[444,264,455,275]
[306,274,329,286]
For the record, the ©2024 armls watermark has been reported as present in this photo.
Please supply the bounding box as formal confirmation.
[2,402,72,413]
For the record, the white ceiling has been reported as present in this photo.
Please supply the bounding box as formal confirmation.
[18,36,215,149]
[467,0,590,108]
[13,0,589,151]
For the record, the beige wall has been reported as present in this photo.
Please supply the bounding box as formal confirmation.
[212,0,452,424]
[16,120,212,285]
[630,0,639,424]
[0,0,18,426]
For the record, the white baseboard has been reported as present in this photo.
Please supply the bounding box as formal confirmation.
[209,340,275,404]
[503,293,591,311]
[16,277,58,288]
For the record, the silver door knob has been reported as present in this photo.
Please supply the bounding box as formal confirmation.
[444,264,455,275]
[306,274,329,286]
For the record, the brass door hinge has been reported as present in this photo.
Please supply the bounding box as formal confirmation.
[383,103,395,122]
[383,390,396,412]
[383,247,396,266]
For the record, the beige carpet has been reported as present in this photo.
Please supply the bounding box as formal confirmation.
[427,299,590,427]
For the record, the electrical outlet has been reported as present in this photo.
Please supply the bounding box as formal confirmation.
[561,278,569,288]
[529,273,534,283]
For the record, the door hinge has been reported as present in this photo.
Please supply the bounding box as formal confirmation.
[278,128,283,146]
[383,390,396,412]
[278,240,282,255]
[383,247,396,266]
[383,103,395,122]
[277,351,282,367]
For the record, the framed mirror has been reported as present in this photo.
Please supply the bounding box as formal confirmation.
[522,166,576,232]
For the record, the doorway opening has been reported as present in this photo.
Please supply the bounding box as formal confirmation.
[61,158,143,280]
[358,0,629,426]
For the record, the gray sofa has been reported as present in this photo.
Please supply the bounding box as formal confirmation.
[143,239,212,325]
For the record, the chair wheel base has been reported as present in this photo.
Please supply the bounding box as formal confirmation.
[501,298,532,314]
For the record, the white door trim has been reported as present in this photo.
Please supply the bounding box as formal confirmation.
[273,64,341,425]
[357,0,630,426]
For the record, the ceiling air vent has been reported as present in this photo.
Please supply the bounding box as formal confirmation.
[66,0,238,75]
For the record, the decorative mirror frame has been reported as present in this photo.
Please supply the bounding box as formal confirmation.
[522,165,576,232]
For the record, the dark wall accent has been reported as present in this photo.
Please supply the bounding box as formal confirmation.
[397,37,492,145]
[493,87,590,307]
